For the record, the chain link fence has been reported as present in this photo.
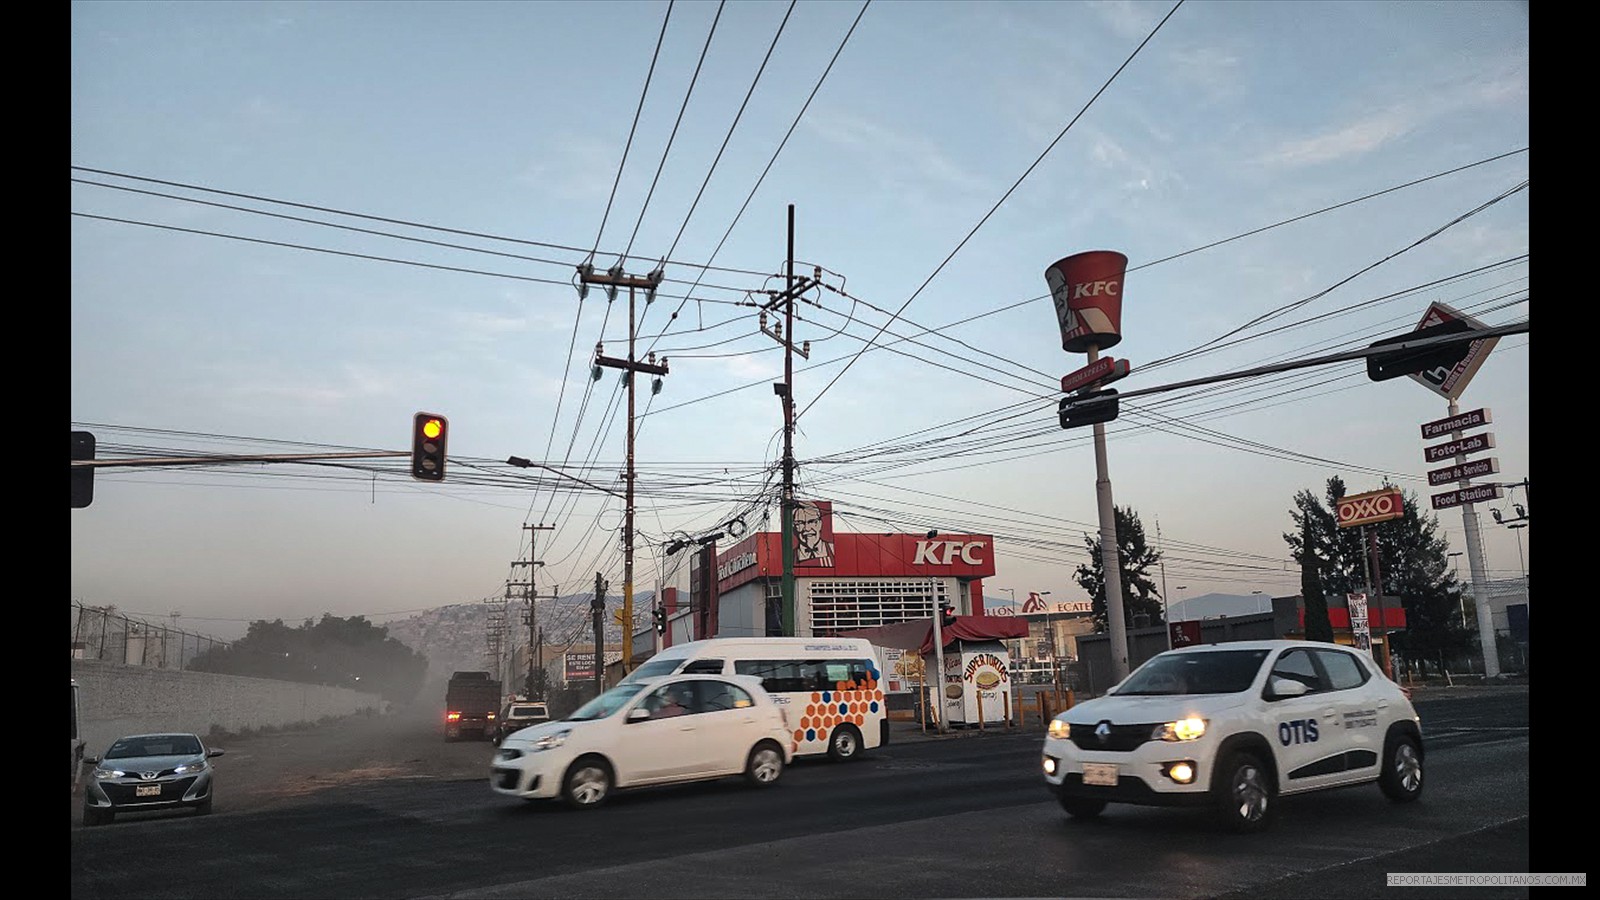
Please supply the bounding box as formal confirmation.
[70,602,233,671]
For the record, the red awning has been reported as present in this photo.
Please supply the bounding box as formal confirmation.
[916,615,1029,655]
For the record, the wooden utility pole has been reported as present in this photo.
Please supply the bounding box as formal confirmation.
[517,523,555,698]
[583,265,668,670]
[592,572,608,697]
[760,205,817,636]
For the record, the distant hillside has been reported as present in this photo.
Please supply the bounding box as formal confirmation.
[1167,593,1272,621]
[380,593,651,700]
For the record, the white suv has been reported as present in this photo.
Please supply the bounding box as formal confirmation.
[1042,639,1423,832]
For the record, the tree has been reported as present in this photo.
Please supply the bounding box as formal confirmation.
[1073,506,1164,632]
[1282,477,1465,665]
[189,614,428,704]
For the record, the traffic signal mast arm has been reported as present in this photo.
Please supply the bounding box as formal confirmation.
[1107,321,1527,403]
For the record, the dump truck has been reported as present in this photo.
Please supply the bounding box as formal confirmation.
[444,671,501,741]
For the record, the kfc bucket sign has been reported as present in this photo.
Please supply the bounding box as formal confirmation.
[1045,250,1127,352]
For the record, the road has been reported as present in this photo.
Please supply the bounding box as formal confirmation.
[70,686,1538,899]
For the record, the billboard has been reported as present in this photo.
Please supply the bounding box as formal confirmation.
[1335,487,1404,528]
[563,650,622,683]
[1408,302,1499,400]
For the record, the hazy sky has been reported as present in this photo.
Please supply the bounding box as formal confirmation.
[71,0,1529,646]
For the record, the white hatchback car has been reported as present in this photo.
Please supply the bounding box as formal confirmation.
[1043,639,1423,832]
[492,673,793,809]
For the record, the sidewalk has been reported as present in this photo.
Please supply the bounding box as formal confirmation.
[887,716,1048,744]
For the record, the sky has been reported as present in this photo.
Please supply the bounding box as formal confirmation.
[70,0,1530,648]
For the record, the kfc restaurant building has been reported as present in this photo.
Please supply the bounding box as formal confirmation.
[665,501,997,643]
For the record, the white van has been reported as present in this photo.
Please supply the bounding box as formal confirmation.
[622,637,889,761]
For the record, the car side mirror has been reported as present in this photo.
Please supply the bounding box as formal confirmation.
[84,755,100,766]
[1268,677,1309,699]
[208,748,225,758]
[627,708,651,722]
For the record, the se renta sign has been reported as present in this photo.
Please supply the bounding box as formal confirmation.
[1335,487,1404,528]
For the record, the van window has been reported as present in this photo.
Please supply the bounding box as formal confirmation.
[735,658,874,693]
[681,659,724,675]
[624,657,685,683]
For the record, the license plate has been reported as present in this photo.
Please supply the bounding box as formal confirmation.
[135,784,161,797]
[1082,763,1118,786]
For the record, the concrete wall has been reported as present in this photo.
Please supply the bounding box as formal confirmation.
[72,659,384,758]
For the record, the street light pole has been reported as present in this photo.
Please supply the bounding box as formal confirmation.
[1448,552,1465,628]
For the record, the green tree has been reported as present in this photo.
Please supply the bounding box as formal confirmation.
[190,614,428,704]
[1073,506,1164,632]
[1282,477,1465,664]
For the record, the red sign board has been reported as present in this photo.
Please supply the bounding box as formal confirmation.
[1336,487,1404,528]
[1427,457,1499,487]
[1420,407,1491,440]
[1169,621,1201,648]
[1424,432,1494,463]
[1060,357,1130,394]
[716,532,998,593]
[1431,484,1503,510]
[1409,302,1498,400]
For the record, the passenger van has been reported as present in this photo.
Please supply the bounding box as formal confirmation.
[622,637,888,761]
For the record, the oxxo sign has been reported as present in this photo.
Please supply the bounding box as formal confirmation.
[913,540,988,566]
[1336,488,1404,529]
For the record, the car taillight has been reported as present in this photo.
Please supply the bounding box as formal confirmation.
[446,712,461,722]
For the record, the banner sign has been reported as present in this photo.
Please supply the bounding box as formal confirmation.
[1427,457,1499,487]
[563,651,622,682]
[1348,593,1372,655]
[1431,483,1504,510]
[1424,432,1494,463]
[1420,407,1491,439]
[1170,621,1201,648]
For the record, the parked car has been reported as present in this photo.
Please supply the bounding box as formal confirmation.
[82,732,224,826]
[495,700,552,742]
[1042,639,1423,833]
[491,674,792,809]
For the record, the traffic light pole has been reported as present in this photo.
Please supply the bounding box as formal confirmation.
[1086,345,1132,683]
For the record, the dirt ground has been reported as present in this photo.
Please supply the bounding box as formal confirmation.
[73,703,499,821]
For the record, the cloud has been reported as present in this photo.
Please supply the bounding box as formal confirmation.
[1259,110,1414,167]
[802,111,989,196]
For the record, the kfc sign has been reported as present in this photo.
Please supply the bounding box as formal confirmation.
[912,540,988,566]
[717,551,756,581]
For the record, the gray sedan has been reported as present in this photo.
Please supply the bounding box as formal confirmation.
[82,732,224,826]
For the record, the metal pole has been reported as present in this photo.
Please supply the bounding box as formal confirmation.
[1088,346,1130,683]
[931,594,948,734]
[1451,396,1500,678]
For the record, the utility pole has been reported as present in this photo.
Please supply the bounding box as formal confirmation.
[516,523,555,699]
[761,205,818,636]
[584,264,668,672]
[592,572,608,697]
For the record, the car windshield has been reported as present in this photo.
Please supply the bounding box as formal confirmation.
[620,657,684,684]
[567,683,649,721]
[1112,649,1271,696]
[106,735,202,758]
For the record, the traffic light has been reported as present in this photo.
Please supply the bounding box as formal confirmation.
[940,604,958,628]
[1366,319,1475,381]
[653,607,667,634]
[1058,388,1120,429]
[71,431,95,509]
[411,412,448,481]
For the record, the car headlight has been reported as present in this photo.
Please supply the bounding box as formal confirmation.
[1047,718,1071,740]
[533,729,571,751]
[93,767,125,779]
[1151,717,1207,742]
[173,760,208,776]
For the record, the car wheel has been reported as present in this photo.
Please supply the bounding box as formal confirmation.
[1058,796,1107,819]
[1213,750,1275,833]
[1379,733,1424,803]
[83,805,111,826]
[745,741,785,787]
[561,756,612,810]
[827,724,862,762]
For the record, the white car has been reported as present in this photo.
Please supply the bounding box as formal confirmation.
[1042,639,1423,832]
[492,673,793,809]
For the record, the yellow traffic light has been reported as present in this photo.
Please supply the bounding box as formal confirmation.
[412,412,448,481]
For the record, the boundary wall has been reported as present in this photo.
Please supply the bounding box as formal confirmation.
[72,658,383,758]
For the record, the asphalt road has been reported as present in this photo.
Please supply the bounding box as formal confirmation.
[70,685,1540,899]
